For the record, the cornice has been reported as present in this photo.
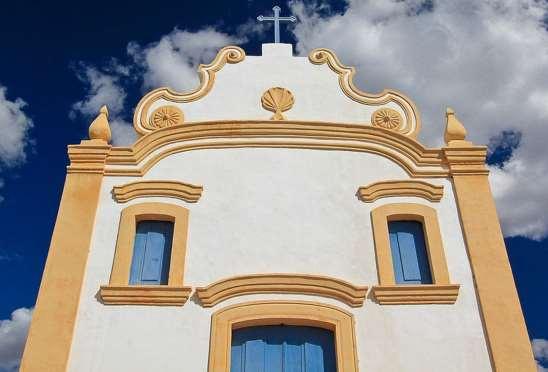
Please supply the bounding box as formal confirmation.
[133,46,245,135]
[113,180,203,203]
[99,285,192,306]
[358,180,444,202]
[371,284,460,305]
[196,273,368,308]
[99,121,447,177]
[309,48,421,138]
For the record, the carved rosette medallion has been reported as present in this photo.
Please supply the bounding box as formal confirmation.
[261,87,295,120]
[149,105,184,130]
[371,108,403,130]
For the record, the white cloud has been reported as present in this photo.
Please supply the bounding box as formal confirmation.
[290,0,548,239]
[129,27,240,91]
[534,339,548,360]
[70,66,136,146]
[72,28,240,146]
[0,308,32,372]
[0,85,33,168]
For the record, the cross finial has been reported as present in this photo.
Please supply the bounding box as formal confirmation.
[257,5,296,43]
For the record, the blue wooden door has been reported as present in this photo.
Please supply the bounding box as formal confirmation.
[388,221,432,284]
[129,221,173,285]
[231,325,336,372]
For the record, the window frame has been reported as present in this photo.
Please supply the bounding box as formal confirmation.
[208,301,359,372]
[370,203,459,304]
[100,202,192,305]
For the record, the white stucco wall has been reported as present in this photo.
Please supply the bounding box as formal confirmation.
[144,43,410,128]
[67,43,490,371]
[68,147,492,372]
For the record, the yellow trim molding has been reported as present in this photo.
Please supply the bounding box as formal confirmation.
[208,301,359,372]
[20,142,109,371]
[100,202,191,306]
[370,203,458,304]
[358,180,444,202]
[309,48,421,138]
[113,180,203,203]
[371,284,460,305]
[133,46,245,135]
[445,145,537,371]
[196,274,368,307]
[99,285,192,306]
[100,121,447,177]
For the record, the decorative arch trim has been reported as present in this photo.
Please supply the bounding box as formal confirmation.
[208,301,359,372]
[113,180,203,203]
[309,48,421,138]
[196,274,368,308]
[358,180,444,202]
[133,46,246,135]
[97,121,448,177]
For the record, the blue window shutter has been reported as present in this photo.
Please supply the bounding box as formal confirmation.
[388,221,433,284]
[129,221,173,285]
[231,326,336,372]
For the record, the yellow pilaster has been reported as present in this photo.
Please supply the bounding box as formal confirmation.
[20,140,110,371]
[444,145,536,372]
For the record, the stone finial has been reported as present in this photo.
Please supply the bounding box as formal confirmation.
[88,105,112,143]
[444,107,469,146]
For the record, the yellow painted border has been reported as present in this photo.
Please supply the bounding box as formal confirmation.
[196,274,368,308]
[445,146,537,371]
[101,121,447,177]
[309,48,421,138]
[133,46,245,135]
[358,180,443,202]
[371,284,459,305]
[100,202,191,306]
[20,142,110,371]
[113,180,203,203]
[99,285,192,306]
[370,203,457,304]
[208,301,359,372]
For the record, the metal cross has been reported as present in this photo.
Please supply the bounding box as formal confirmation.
[257,6,296,43]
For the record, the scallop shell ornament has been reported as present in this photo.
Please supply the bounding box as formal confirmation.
[261,87,295,120]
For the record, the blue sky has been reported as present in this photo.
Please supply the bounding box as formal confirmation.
[0,0,548,370]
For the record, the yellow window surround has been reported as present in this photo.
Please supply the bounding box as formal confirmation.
[208,301,359,372]
[196,273,368,308]
[99,202,192,306]
[370,202,459,304]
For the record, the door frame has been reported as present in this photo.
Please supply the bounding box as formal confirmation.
[208,300,359,372]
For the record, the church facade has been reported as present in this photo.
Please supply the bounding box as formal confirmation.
[20,43,536,371]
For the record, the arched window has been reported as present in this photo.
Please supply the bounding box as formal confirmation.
[370,203,459,304]
[129,220,174,285]
[231,325,336,372]
[208,301,358,372]
[100,202,192,305]
[388,221,432,284]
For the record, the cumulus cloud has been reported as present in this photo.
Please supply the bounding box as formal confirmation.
[0,85,33,168]
[289,0,548,239]
[128,28,240,91]
[71,28,240,146]
[0,307,32,372]
[534,338,548,371]
[70,65,136,146]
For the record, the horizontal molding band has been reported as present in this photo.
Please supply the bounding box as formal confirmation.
[196,273,368,308]
[372,284,460,305]
[113,180,203,203]
[99,121,452,177]
[358,180,444,202]
[99,285,192,306]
